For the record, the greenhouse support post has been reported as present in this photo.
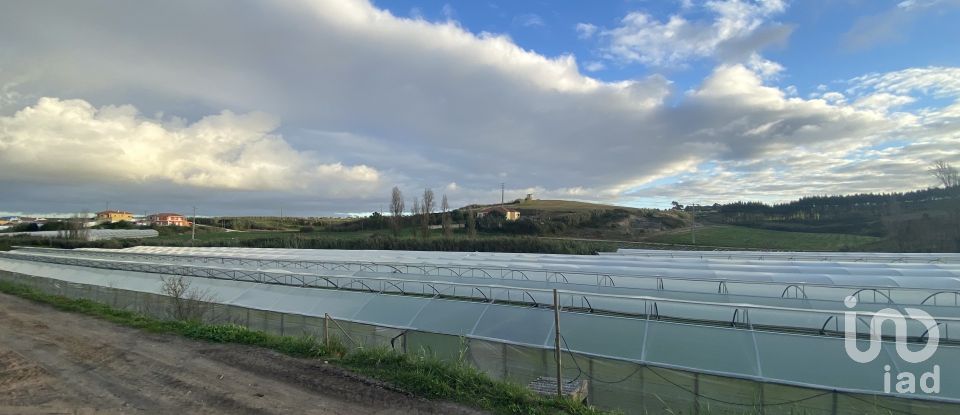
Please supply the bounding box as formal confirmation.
[324,313,330,346]
[554,288,562,397]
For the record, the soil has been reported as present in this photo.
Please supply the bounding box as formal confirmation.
[0,292,485,415]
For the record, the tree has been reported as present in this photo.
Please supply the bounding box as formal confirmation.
[422,188,435,219]
[160,276,214,321]
[390,187,405,235]
[421,188,435,238]
[441,194,453,237]
[930,160,959,188]
[466,210,477,238]
[410,198,420,224]
[58,212,90,240]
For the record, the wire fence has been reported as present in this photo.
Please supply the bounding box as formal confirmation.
[2,269,958,414]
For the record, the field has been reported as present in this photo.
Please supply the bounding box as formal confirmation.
[501,199,647,213]
[644,224,882,251]
[0,290,484,414]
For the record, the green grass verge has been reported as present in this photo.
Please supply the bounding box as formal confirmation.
[0,280,605,415]
[645,225,881,251]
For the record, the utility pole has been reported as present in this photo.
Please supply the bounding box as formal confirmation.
[691,203,698,245]
[500,183,505,205]
[192,206,197,241]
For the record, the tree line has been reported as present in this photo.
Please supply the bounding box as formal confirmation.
[389,186,477,238]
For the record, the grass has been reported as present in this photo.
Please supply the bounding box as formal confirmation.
[503,199,645,213]
[644,225,882,251]
[0,280,604,415]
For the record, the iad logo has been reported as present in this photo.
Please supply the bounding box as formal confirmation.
[843,296,941,394]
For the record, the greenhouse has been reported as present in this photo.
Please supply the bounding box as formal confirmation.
[2,246,959,414]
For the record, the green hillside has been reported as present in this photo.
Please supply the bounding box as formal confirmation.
[468,199,691,240]
[645,225,881,251]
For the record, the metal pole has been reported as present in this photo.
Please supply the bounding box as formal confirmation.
[692,207,696,245]
[191,206,196,241]
[687,203,697,245]
[553,288,562,398]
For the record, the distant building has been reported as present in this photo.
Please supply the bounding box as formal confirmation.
[96,210,134,223]
[1,216,21,223]
[477,206,520,221]
[149,213,191,227]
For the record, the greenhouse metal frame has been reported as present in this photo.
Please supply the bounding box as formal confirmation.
[2,246,960,414]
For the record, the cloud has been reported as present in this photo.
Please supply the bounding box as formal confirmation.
[583,61,606,72]
[840,0,960,51]
[629,66,960,203]
[0,97,379,193]
[442,3,456,20]
[745,53,784,79]
[852,93,915,112]
[600,0,789,66]
[849,67,960,98]
[575,23,598,39]
[0,0,956,213]
[515,13,545,28]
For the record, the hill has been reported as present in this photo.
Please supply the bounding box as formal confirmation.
[467,199,690,240]
[645,224,882,251]
[698,186,960,252]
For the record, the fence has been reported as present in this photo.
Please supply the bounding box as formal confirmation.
[3,270,959,414]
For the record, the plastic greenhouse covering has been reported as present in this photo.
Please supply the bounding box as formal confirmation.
[0,229,159,240]
[3,246,960,414]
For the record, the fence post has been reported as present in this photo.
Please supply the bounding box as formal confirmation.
[553,288,562,398]
[324,313,330,346]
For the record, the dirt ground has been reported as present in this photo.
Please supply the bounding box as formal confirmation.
[0,292,485,414]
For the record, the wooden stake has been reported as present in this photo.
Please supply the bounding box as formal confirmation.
[324,313,330,346]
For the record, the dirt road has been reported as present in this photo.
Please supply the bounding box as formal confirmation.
[0,292,484,414]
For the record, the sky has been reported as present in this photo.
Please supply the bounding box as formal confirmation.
[0,0,958,216]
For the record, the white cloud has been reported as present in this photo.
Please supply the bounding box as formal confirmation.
[0,97,379,194]
[820,91,846,104]
[631,66,960,204]
[0,0,956,213]
[745,52,783,79]
[850,67,960,98]
[852,93,915,112]
[583,61,606,72]
[575,23,598,39]
[600,0,788,66]
[442,3,456,20]
[516,14,545,28]
[409,7,423,20]
[841,0,960,51]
